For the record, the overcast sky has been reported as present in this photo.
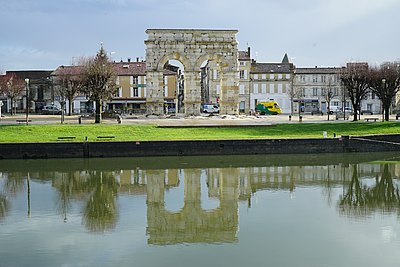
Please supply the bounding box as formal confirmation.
[0,0,399,71]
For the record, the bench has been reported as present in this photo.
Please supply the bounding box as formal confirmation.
[97,136,115,140]
[364,117,379,122]
[16,119,31,123]
[57,136,76,141]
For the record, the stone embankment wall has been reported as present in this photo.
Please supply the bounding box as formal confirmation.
[0,134,400,160]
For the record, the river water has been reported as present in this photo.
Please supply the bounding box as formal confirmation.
[1,153,400,267]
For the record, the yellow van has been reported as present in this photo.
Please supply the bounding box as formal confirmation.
[256,101,282,115]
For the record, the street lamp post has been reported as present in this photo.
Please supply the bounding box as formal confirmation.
[382,78,386,121]
[25,78,29,125]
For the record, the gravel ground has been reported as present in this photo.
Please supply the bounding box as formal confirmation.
[0,113,390,126]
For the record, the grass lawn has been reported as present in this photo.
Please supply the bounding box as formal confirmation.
[0,121,399,143]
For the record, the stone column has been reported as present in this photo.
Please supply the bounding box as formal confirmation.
[220,70,239,115]
[184,70,202,116]
[146,71,164,115]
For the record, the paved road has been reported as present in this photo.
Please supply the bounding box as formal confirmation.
[0,113,394,127]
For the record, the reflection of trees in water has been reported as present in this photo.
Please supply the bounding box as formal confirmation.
[2,172,31,217]
[55,172,88,222]
[339,164,400,218]
[1,169,120,232]
[82,171,119,233]
[54,171,119,233]
[3,173,26,196]
[0,193,9,222]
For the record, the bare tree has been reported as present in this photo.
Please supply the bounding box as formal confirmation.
[54,66,83,116]
[286,71,304,116]
[286,73,297,116]
[340,63,370,121]
[0,73,26,115]
[369,63,400,121]
[321,77,338,120]
[80,45,117,123]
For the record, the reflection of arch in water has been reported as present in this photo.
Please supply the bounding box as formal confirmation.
[200,169,220,210]
[146,168,239,245]
[164,169,185,213]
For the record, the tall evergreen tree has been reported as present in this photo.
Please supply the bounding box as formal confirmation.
[81,45,117,123]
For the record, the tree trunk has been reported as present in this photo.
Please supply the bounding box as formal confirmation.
[384,106,390,121]
[10,98,14,116]
[68,96,73,116]
[95,100,102,124]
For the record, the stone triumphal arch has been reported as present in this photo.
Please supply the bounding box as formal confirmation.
[145,29,239,115]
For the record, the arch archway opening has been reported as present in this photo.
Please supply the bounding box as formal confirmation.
[200,59,222,109]
[163,60,185,114]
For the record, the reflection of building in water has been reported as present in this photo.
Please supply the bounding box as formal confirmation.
[4,162,398,240]
[146,169,239,245]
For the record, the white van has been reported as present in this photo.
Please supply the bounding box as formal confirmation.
[201,104,220,113]
[328,105,341,114]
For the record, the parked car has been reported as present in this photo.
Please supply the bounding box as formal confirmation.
[361,110,373,115]
[41,105,62,115]
[201,104,219,114]
[335,111,350,120]
[328,106,341,114]
[344,107,353,114]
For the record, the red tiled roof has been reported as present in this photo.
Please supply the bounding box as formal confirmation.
[113,61,146,76]
[52,61,179,77]
[239,51,250,61]
[51,65,84,76]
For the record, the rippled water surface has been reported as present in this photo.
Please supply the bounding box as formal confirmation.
[1,153,400,267]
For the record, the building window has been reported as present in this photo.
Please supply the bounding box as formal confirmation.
[254,74,259,80]
[270,73,274,80]
[286,74,291,80]
[240,70,245,79]
[261,84,266,94]
[313,75,318,83]
[269,84,274,94]
[253,84,259,94]
[216,85,220,94]
[239,84,245,94]
[334,87,338,95]
[262,74,266,79]
[278,84,283,94]
[240,61,245,66]
[278,74,283,80]
[239,101,245,111]
[313,87,318,96]
[213,69,219,80]
[118,88,122,97]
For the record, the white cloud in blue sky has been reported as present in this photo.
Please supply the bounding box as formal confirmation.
[0,0,399,71]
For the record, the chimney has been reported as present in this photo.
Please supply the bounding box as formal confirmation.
[136,57,139,62]
[247,47,251,58]
[127,58,131,63]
